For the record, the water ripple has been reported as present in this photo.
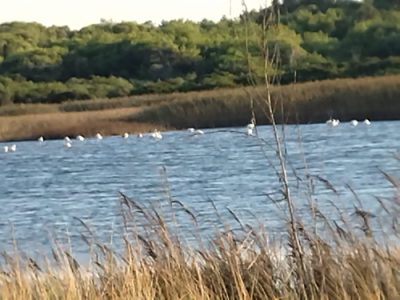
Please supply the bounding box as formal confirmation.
[0,121,399,259]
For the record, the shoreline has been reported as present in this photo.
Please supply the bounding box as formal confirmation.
[1,117,397,144]
[1,74,400,142]
[0,107,169,142]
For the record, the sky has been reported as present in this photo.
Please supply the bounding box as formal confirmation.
[0,0,269,30]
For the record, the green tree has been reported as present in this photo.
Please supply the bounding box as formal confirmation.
[0,1,398,103]
[2,43,8,59]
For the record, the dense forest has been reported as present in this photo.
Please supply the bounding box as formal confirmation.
[0,0,399,105]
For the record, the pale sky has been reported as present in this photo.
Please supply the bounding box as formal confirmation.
[0,0,269,30]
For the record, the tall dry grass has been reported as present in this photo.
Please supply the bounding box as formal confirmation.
[0,107,167,141]
[0,74,399,121]
[1,185,400,300]
[126,74,400,129]
[0,74,399,141]
[0,91,183,117]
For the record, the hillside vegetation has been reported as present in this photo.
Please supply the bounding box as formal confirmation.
[0,0,400,105]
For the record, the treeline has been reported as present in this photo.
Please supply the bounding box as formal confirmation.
[0,0,400,104]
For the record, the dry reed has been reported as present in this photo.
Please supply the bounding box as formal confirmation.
[1,186,400,300]
[0,107,167,141]
[126,74,400,129]
[0,74,399,141]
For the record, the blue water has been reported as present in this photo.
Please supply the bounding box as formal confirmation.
[0,122,399,260]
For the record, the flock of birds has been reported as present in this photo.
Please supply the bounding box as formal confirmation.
[2,127,208,152]
[1,118,370,153]
[3,144,16,153]
[62,130,167,148]
[326,118,371,127]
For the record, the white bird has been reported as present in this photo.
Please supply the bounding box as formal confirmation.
[151,130,162,139]
[364,119,370,125]
[38,136,44,142]
[122,133,129,139]
[137,133,143,138]
[95,133,103,140]
[65,136,71,143]
[190,129,204,136]
[326,119,340,126]
[191,129,204,136]
[9,144,16,152]
[3,146,8,152]
[350,120,358,126]
[65,142,72,148]
[187,128,195,133]
[247,120,255,135]
[76,135,84,141]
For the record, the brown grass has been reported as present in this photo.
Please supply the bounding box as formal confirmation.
[126,74,400,129]
[0,107,167,141]
[1,188,400,299]
[0,92,183,117]
[1,74,400,141]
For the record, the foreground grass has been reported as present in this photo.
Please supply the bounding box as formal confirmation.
[1,190,399,300]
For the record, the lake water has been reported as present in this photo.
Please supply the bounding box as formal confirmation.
[0,121,399,261]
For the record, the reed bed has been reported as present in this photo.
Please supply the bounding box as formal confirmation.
[0,107,167,141]
[0,74,399,141]
[126,74,400,129]
[0,92,182,117]
[0,74,399,121]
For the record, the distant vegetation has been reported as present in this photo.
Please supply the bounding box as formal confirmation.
[0,0,400,105]
[127,74,400,129]
[0,107,169,142]
[0,74,399,141]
